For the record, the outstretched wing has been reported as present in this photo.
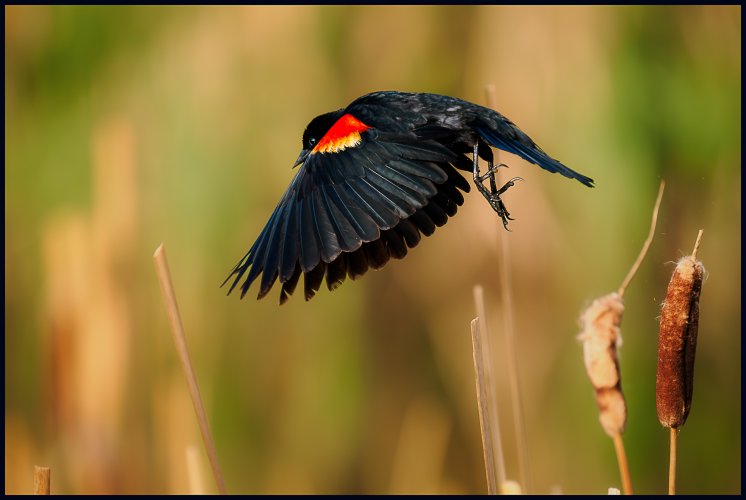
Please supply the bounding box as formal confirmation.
[224,130,470,303]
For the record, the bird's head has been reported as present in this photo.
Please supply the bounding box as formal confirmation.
[294,109,346,168]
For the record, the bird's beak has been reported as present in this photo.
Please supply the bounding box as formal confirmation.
[293,149,310,168]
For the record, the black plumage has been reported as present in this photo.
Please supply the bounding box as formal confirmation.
[225,91,593,303]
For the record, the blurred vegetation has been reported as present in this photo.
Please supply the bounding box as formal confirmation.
[5,5,740,494]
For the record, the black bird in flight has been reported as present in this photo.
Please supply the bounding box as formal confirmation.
[224,91,593,303]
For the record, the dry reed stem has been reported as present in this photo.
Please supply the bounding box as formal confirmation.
[668,428,678,495]
[618,181,666,296]
[612,434,633,495]
[473,285,508,490]
[34,466,50,495]
[484,84,530,493]
[470,318,499,495]
[153,244,227,495]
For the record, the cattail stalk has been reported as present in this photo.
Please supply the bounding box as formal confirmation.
[656,230,704,494]
[668,428,678,495]
[612,434,632,496]
[618,181,666,297]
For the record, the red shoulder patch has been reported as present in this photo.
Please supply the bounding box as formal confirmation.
[312,114,372,154]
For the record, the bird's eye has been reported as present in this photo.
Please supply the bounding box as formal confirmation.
[308,137,317,147]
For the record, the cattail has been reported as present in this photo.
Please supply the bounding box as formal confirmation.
[579,293,632,495]
[656,230,704,495]
[579,293,627,437]
[656,231,704,429]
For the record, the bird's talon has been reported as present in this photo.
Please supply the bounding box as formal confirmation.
[489,162,509,175]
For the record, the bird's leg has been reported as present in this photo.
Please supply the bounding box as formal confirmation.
[472,142,524,230]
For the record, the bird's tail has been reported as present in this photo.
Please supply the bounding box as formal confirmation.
[473,119,594,188]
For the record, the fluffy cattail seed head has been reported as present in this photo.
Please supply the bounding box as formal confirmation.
[579,293,627,437]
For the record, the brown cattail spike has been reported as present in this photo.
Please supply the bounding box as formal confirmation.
[656,233,705,429]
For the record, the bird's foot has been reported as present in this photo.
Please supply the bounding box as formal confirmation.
[476,162,509,184]
[483,177,523,230]
[472,144,523,230]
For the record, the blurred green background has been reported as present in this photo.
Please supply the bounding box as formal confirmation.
[5,5,740,494]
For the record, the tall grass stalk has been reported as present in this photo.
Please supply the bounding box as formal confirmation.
[153,244,227,495]
[470,317,500,494]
